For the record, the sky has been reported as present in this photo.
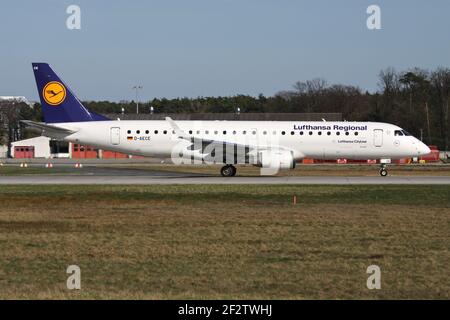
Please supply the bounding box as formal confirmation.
[1,0,450,102]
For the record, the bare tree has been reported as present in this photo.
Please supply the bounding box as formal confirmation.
[378,67,400,94]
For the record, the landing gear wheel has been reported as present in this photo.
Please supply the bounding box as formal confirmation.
[221,165,237,177]
[379,168,388,177]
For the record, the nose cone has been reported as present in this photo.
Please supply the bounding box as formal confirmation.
[418,142,431,156]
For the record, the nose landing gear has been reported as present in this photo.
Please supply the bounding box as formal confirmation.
[221,165,237,177]
[379,164,388,177]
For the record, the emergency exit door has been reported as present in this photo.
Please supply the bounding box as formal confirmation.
[110,127,120,145]
[373,129,383,147]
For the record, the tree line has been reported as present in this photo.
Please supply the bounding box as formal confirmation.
[5,66,450,150]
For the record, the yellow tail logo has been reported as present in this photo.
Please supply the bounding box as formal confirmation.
[43,81,66,106]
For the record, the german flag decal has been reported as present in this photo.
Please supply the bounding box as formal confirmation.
[127,136,133,141]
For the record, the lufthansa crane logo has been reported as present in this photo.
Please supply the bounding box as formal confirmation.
[43,81,66,106]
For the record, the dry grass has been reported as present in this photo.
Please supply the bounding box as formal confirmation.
[0,185,448,299]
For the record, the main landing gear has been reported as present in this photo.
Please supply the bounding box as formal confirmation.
[221,165,237,177]
[379,164,388,177]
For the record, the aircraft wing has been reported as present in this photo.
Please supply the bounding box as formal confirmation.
[20,120,77,136]
[165,117,294,164]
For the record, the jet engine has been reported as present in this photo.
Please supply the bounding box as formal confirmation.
[257,149,296,170]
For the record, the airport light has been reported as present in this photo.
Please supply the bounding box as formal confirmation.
[132,85,143,114]
[234,107,241,120]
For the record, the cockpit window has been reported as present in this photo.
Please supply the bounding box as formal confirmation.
[401,130,411,136]
[394,130,404,136]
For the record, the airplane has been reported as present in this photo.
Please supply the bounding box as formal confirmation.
[22,62,431,177]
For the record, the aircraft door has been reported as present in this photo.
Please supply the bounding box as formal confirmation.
[110,127,120,145]
[373,129,383,147]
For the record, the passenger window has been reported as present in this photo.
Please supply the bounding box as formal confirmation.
[309,131,313,135]
[189,130,192,134]
[291,131,295,135]
[242,131,246,135]
[145,130,149,134]
[223,130,227,135]
[354,132,358,136]
[233,130,236,135]
[318,132,322,135]
[136,130,140,134]
[300,131,304,135]
[263,131,267,135]
[205,130,209,134]
[214,131,218,134]
[345,132,349,136]
[163,130,167,134]
[282,131,285,135]
[154,130,158,134]
[336,132,340,136]
[327,132,331,136]
[127,130,131,134]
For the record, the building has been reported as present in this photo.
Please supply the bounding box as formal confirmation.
[11,136,76,159]
[10,136,130,159]
[0,96,34,106]
[11,136,53,158]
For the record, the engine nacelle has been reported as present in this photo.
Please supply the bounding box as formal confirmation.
[257,149,296,170]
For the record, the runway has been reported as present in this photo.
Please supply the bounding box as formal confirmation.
[1,175,450,184]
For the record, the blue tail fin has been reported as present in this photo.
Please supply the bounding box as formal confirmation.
[32,63,109,123]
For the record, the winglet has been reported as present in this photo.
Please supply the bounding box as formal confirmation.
[165,117,187,139]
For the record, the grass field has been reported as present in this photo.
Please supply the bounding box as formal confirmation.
[0,185,448,299]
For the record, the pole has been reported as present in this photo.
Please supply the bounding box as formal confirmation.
[425,102,431,144]
[135,87,138,114]
[132,85,142,114]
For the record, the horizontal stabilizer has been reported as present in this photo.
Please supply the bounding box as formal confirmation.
[20,120,77,136]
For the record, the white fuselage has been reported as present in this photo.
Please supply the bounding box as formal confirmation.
[50,120,430,164]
